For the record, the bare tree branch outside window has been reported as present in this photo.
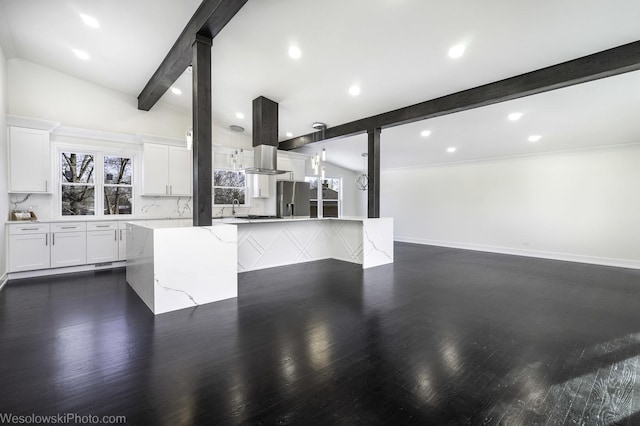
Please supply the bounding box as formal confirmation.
[61,152,95,215]
[213,170,246,204]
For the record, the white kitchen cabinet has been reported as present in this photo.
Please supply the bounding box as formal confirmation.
[142,144,191,196]
[8,223,51,272]
[252,174,271,198]
[8,127,51,193]
[86,222,119,263]
[118,222,128,261]
[50,222,87,268]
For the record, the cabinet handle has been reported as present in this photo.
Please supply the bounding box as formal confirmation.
[115,230,117,241]
[45,234,48,246]
[52,233,55,246]
[95,225,110,228]
[119,229,123,241]
[60,226,77,229]
[21,227,39,231]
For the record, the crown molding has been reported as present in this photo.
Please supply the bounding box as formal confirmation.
[6,115,60,132]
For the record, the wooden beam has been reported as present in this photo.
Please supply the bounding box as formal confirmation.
[192,35,213,227]
[279,40,640,150]
[137,0,247,111]
[367,128,381,219]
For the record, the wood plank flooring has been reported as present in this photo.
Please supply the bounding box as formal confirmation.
[1,243,640,425]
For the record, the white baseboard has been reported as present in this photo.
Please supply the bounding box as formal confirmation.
[7,261,126,281]
[395,236,640,270]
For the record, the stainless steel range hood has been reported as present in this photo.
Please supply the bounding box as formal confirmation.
[244,145,288,175]
[243,96,288,175]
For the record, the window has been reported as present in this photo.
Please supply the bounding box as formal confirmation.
[213,169,246,205]
[305,176,342,218]
[103,156,133,215]
[60,150,134,217]
[61,152,95,216]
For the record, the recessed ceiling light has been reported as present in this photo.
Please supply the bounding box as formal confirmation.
[72,49,90,61]
[170,87,182,95]
[448,44,465,59]
[528,135,542,142]
[508,112,523,121]
[348,85,361,96]
[236,112,245,119]
[447,147,457,153]
[420,130,431,137]
[80,13,100,28]
[286,132,293,138]
[288,46,302,59]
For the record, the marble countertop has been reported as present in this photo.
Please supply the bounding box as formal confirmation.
[7,216,384,226]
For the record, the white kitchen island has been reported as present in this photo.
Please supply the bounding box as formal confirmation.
[126,220,238,315]
[126,217,393,315]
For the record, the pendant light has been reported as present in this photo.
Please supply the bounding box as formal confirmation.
[229,125,245,171]
[310,122,327,177]
[355,153,368,191]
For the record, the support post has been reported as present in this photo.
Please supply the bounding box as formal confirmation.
[367,128,381,218]
[192,34,212,227]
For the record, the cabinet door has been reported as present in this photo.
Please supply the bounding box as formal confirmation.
[50,232,87,268]
[142,144,169,195]
[168,146,192,196]
[87,230,119,263]
[252,174,271,198]
[9,127,51,193]
[118,228,127,261]
[9,234,50,272]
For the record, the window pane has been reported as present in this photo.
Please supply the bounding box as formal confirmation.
[61,152,94,183]
[322,178,340,192]
[305,177,318,199]
[214,170,245,187]
[214,188,245,204]
[104,187,133,215]
[323,201,339,218]
[310,201,318,218]
[62,186,95,216]
[322,185,339,200]
[104,156,132,184]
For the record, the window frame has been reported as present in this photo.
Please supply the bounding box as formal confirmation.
[57,145,136,218]
[212,167,249,206]
[305,176,342,218]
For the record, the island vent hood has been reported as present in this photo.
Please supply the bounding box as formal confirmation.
[244,96,288,175]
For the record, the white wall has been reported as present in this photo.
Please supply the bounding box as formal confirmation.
[8,59,191,138]
[0,41,8,282]
[381,145,640,269]
[304,160,367,217]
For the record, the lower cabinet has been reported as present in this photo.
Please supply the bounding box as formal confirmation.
[118,222,128,261]
[9,231,50,272]
[50,222,87,268]
[87,222,119,263]
[7,220,129,274]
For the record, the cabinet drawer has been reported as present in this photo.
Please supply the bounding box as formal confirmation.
[8,223,50,235]
[87,221,118,231]
[51,222,87,232]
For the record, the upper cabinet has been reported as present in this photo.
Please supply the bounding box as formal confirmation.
[8,127,52,193]
[142,143,192,196]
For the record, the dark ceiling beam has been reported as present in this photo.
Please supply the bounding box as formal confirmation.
[279,40,640,150]
[137,0,248,111]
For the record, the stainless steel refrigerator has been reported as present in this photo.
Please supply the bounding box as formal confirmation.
[276,180,310,218]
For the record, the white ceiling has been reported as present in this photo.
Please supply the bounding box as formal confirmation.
[2,0,640,171]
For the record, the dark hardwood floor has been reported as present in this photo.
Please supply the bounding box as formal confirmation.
[1,243,640,425]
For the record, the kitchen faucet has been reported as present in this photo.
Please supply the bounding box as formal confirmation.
[232,199,239,216]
